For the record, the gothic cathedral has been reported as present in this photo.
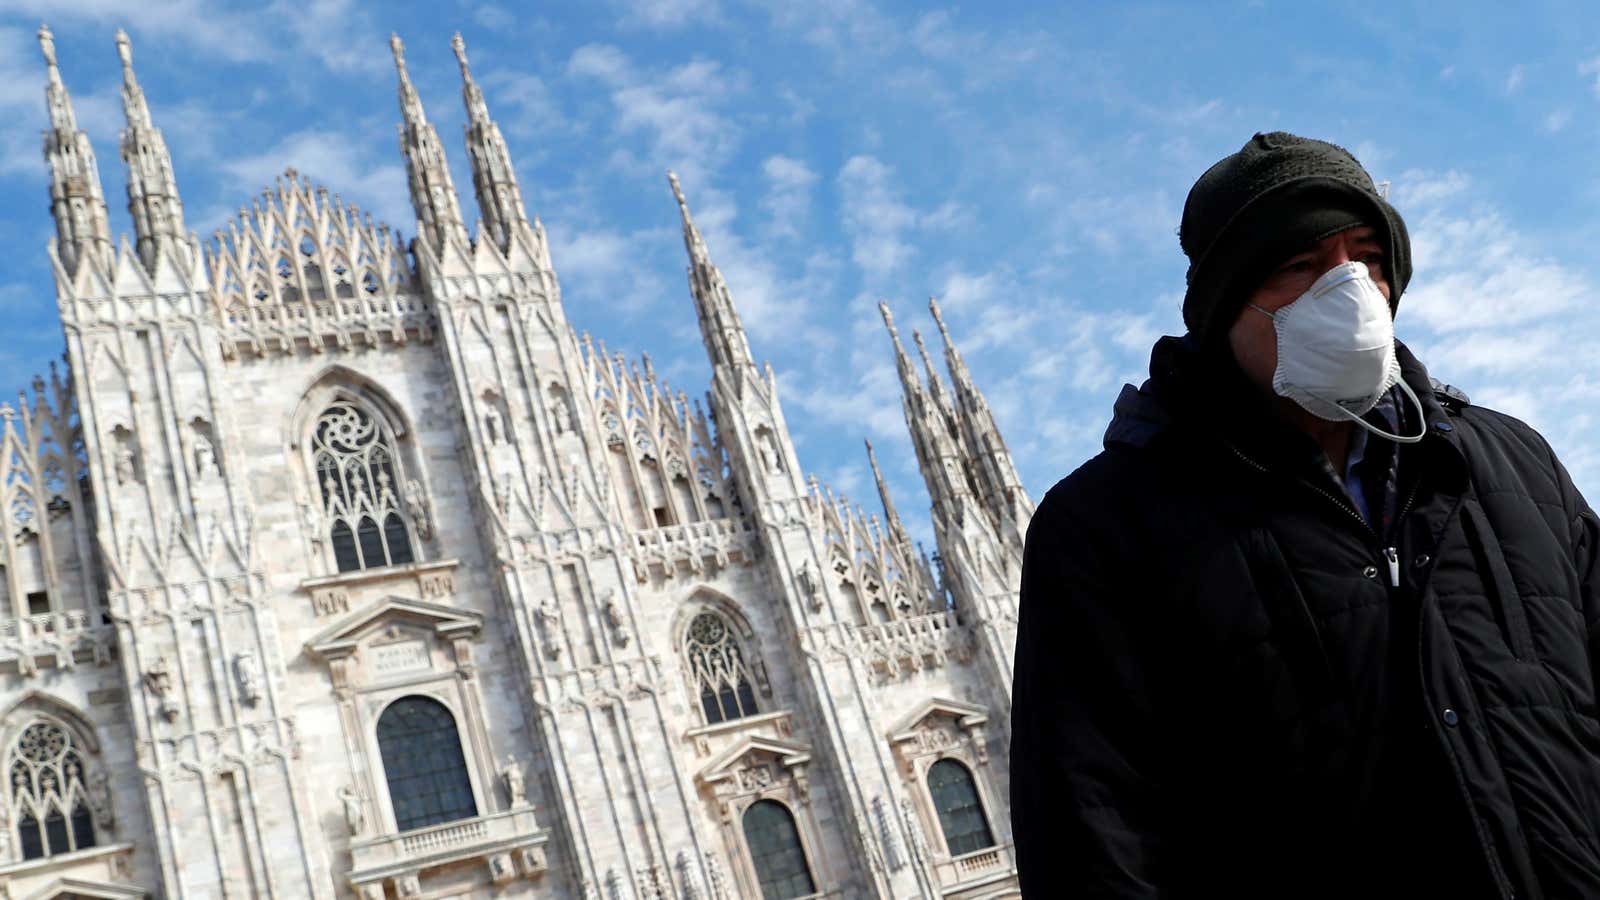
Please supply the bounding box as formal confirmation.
[0,25,1030,900]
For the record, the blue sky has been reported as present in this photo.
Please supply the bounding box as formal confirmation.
[1,0,1598,546]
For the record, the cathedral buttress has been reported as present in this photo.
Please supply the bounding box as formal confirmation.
[391,35,471,262]
[669,173,805,508]
[452,33,544,266]
[39,25,112,280]
[879,301,1018,708]
[116,30,189,275]
[929,297,1032,555]
[39,30,332,900]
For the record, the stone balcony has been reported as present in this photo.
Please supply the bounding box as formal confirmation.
[630,516,757,579]
[0,609,116,675]
[348,806,548,897]
[932,842,1018,896]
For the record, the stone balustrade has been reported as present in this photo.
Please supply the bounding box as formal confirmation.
[348,805,549,893]
[932,842,1016,891]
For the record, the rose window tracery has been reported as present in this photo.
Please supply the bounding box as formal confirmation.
[312,401,416,572]
[8,720,95,861]
[684,612,759,725]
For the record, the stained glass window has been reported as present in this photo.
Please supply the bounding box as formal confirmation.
[743,800,815,899]
[376,696,477,833]
[312,401,416,572]
[8,720,96,860]
[927,758,994,857]
[684,612,758,724]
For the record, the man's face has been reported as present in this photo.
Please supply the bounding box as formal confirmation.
[1227,225,1393,393]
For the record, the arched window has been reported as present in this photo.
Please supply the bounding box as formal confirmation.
[312,400,416,572]
[684,611,758,724]
[8,720,95,860]
[375,697,476,832]
[927,758,994,856]
[743,799,815,899]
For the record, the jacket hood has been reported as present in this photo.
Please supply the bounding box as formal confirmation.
[1104,333,1467,453]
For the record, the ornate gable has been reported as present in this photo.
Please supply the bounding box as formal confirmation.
[697,735,813,815]
[888,697,990,772]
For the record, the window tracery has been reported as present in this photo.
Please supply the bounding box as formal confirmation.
[312,401,416,572]
[7,720,95,861]
[684,611,759,725]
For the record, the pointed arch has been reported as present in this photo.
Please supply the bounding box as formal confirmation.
[675,589,763,726]
[3,696,103,861]
[289,367,426,574]
[0,692,99,755]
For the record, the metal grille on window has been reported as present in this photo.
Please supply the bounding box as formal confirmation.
[743,799,815,900]
[312,401,416,572]
[927,758,995,857]
[684,612,759,725]
[8,720,96,860]
[376,696,477,833]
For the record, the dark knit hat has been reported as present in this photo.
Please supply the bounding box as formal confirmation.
[1180,132,1412,348]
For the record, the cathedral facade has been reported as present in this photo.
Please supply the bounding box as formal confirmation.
[0,25,1029,900]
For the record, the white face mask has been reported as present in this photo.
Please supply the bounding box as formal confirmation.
[1248,261,1425,444]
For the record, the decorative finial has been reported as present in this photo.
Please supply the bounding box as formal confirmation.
[389,33,406,68]
[667,170,686,207]
[878,301,899,338]
[38,23,56,68]
[115,28,133,75]
[929,295,953,340]
[451,32,469,74]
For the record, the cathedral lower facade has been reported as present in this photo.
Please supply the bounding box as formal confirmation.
[0,25,1029,900]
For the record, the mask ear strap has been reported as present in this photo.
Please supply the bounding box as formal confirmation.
[1330,377,1427,444]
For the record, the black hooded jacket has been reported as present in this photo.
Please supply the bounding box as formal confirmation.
[1010,336,1600,899]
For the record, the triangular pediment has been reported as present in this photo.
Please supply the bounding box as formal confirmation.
[888,696,988,742]
[306,595,482,659]
[698,734,812,786]
[22,874,147,900]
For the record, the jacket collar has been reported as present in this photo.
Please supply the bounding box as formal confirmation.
[1106,333,1470,489]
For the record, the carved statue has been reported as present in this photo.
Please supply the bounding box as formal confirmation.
[193,432,217,479]
[88,770,114,829]
[233,652,261,706]
[402,478,432,540]
[758,430,781,473]
[484,405,503,444]
[796,560,821,612]
[603,592,631,647]
[675,849,703,900]
[501,754,526,806]
[114,444,137,485]
[551,394,572,434]
[338,784,365,837]
[143,657,178,721]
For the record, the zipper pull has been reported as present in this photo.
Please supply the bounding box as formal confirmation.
[1383,547,1400,587]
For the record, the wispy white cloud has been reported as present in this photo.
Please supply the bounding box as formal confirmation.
[838,155,957,279]
[1503,64,1525,94]
[567,44,743,188]
[611,0,722,30]
[761,154,817,238]
[1579,57,1600,97]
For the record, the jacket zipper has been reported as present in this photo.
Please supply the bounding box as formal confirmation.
[1227,443,1401,584]
[1235,435,1515,897]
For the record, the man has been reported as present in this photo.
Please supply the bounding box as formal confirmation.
[1010,132,1600,898]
